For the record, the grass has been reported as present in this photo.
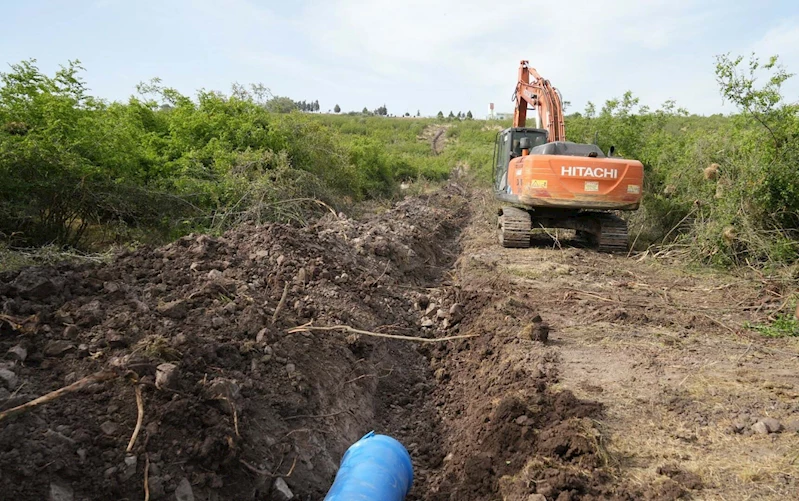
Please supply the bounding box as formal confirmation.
[0,242,114,273]
[746,314,799,338]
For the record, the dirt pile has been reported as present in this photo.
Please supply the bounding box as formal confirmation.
[0,188,466,500]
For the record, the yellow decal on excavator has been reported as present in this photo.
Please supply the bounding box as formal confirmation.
[530,180,548,188]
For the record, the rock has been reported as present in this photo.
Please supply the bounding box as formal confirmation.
[256,328,269,343]
[436,308,447,320]
[752,421,769,435]
[120,454,138,482]
[418,295,430,309]
[271,477,294,501]
[424,303,437,316]
[155,363,179,390]
[77,344,90,357]
[761,417,782,433]
[515,415,529,425]
[106,331,128,348]
[0,388,9,400]
[527,495,547,501]
[63,324,79,337]
[13,273,58,300]
[175,477,195,501]
[149,475,165,499]
[421,318,435,328]
[156,300,187,319]
[285,363,296,376]
[100,421,119,436]
[731,422,746,434]
[207,378,241,404]
[0,368,18,389]
[6,345,27,362]
[449,303,464,320]
[211,316,225,328]
[784,419,799,433]
[133,300,150,313]
[519,321,550,342]
[49,481,74,501]
[44,340,76,358]
[207,269,223,279]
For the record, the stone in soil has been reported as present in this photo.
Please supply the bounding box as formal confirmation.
[43,340,75,358]
[48,481,74,501]
[272,477,294,501]
[6,345,27,362]
[155,363,179,390]
[175,477,194,501]
[0,367,18,389]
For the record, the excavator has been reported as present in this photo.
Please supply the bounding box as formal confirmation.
[494,61,643,252]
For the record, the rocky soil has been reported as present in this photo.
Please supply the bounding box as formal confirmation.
[1,183,797,500]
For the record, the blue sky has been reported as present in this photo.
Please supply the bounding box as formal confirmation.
[2,0,798,116]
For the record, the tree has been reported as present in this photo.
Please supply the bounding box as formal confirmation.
[466,110,473,119]
[457,112,463,119]
[362,107,369,114]
[266,96,297,113]
[448,111,455,119]
[436,111,444,119]
[314,100,320,112]
[417,110,421,117]
[334,104,341,113]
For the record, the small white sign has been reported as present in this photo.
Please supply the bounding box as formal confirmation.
[627,185,641,194]
[585,181,599,192]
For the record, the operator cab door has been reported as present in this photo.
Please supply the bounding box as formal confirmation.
[494,129,512,192]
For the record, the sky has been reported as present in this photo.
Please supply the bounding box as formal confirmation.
[1,0,798,117]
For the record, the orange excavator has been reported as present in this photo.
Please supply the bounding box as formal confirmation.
[494,61,643,251]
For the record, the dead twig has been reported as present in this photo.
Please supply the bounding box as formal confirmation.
[126,384,144,453]
[240,455,299,478]
[0,371,118,423]
[285,409,349,421]
[287,323,478,343]
[144,453,150,501]
[271,282,290,325]
[701,313,736,334]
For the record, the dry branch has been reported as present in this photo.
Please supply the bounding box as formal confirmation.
[0,371,118,423]
[271,282,290,325]
[144,453,151,501]
[287,323,478,343]
[126,384,144,453]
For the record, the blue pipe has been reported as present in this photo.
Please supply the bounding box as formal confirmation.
[324,431,414,501]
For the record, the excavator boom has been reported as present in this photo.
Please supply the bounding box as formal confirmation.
[513,61,565,141]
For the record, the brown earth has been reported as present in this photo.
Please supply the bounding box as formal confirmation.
[1,184,797,500]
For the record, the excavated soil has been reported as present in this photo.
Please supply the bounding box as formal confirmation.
[2,183,798,500]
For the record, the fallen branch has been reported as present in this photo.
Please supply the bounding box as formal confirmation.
[285,409,349,421]
[287,323,478,343]
[240,455,299,478]
[144,453,151,501]
[271,282,290,325]
[0,371,118,423]
[126,384,144,453]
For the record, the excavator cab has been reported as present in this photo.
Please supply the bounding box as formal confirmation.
[493,127,548,193]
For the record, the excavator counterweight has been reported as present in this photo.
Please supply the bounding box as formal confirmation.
[494,61,643,251]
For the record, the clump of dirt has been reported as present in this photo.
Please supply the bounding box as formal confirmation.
[0,187,467,500]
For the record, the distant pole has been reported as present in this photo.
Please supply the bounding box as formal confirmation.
[489,102,495,119]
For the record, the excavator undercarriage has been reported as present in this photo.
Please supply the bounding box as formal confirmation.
[498,207,629,253]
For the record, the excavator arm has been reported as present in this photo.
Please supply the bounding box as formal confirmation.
[512,60,566,142]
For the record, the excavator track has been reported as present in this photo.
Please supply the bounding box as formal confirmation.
[595,213,629,253]
[498,207,531,248]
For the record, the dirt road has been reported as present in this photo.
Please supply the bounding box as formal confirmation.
[0,185,797,500]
